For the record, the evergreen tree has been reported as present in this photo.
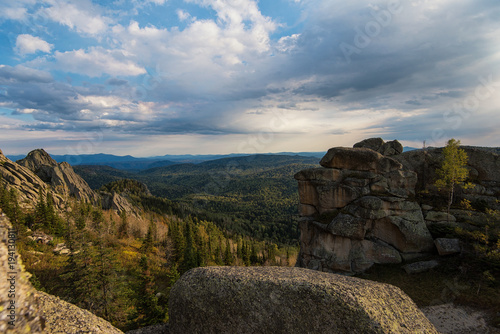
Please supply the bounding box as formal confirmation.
[141,224,154,254]
[180,222,198,273]
[130,255,164,328]
[118,211,129,238]
[250,242,260,265]
[95,236,115,320]
[224,238,234,265]
[168,221,185,265]
[242,241,251,266]
[34,189,47,230]
[61,241,100,314]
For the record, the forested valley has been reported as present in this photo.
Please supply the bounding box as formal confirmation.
[0,154,318,330]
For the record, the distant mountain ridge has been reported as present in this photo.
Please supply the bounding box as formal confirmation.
[6,151,326,171]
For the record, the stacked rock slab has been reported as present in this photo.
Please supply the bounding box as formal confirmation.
[295,145,434,274]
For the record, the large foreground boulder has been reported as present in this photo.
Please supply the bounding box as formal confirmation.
[169,266,438,334]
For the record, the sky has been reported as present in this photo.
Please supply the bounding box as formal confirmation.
[0,0,499,157]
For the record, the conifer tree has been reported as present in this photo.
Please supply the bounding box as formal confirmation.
[118,210,129,238]
[180,222,198,273]
[224,238,234,265]
[250,242,260,265]
[168,221,185,264]
[130,255,164,327]
[34,189,47,230]
[141,224,154,254]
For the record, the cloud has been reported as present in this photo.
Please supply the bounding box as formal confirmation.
[53,48,146,77]
[0,0,35,20]
[0,0,499,154]
[41,0,111,36]
[146,0,168,4]
[0,65,53,83]
[15,34,53,55]
[176,9,191,21]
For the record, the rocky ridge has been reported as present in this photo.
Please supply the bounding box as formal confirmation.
[0,149,61,209]
[17,149,99,204]
[1,148,136,214]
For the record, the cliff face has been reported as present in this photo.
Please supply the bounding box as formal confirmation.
[295,143,434,274]
[17,149,99,204]
[0,150,63,209]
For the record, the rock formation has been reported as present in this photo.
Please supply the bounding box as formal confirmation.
[1,148,139,216]
[0,150,62,209]
[169,266,438,334]
[36,291,123,334]
[295,138,500,275]
[17,149,99,204]
[393,146,500,211]
[0,209,123,333]
[295,145,434,274]
[101,191,137,214]
[354,137,404,156]
[0,210,43,333]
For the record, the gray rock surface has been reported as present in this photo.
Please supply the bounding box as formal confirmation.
[169,266,438,334]
[0,210,43,333]
[320,147,403,173]
[435,238,461,256]
[0,150,62,209]
[295,146,434,274]
[393,146,500,211]
[403,260,439,274]
[354,138,404,156]
[17,149,99,204]
[37,291,123,334]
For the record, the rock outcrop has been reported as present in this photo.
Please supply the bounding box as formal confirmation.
[17,149,99,204]
[295,146,434,274]
[0,210,43,333]
[101,191,137,214]
[354,138,404,156]
[169,266,438,334]
[393,146,500,211]
[0,150,60,209]
[37,291,123,334]
[0,209,123,333]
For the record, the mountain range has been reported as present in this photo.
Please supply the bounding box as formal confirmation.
[6,151,326,171]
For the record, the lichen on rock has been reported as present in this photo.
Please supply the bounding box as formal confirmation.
[169,266,438,334]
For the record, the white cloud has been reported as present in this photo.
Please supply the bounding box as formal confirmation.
[114,0,277,96]
[147,0,168,4]
[53,48,146,77]
[177,9,191,21]
[0,0,36,20]
[41,0,111,36]
[15,34,53,55]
